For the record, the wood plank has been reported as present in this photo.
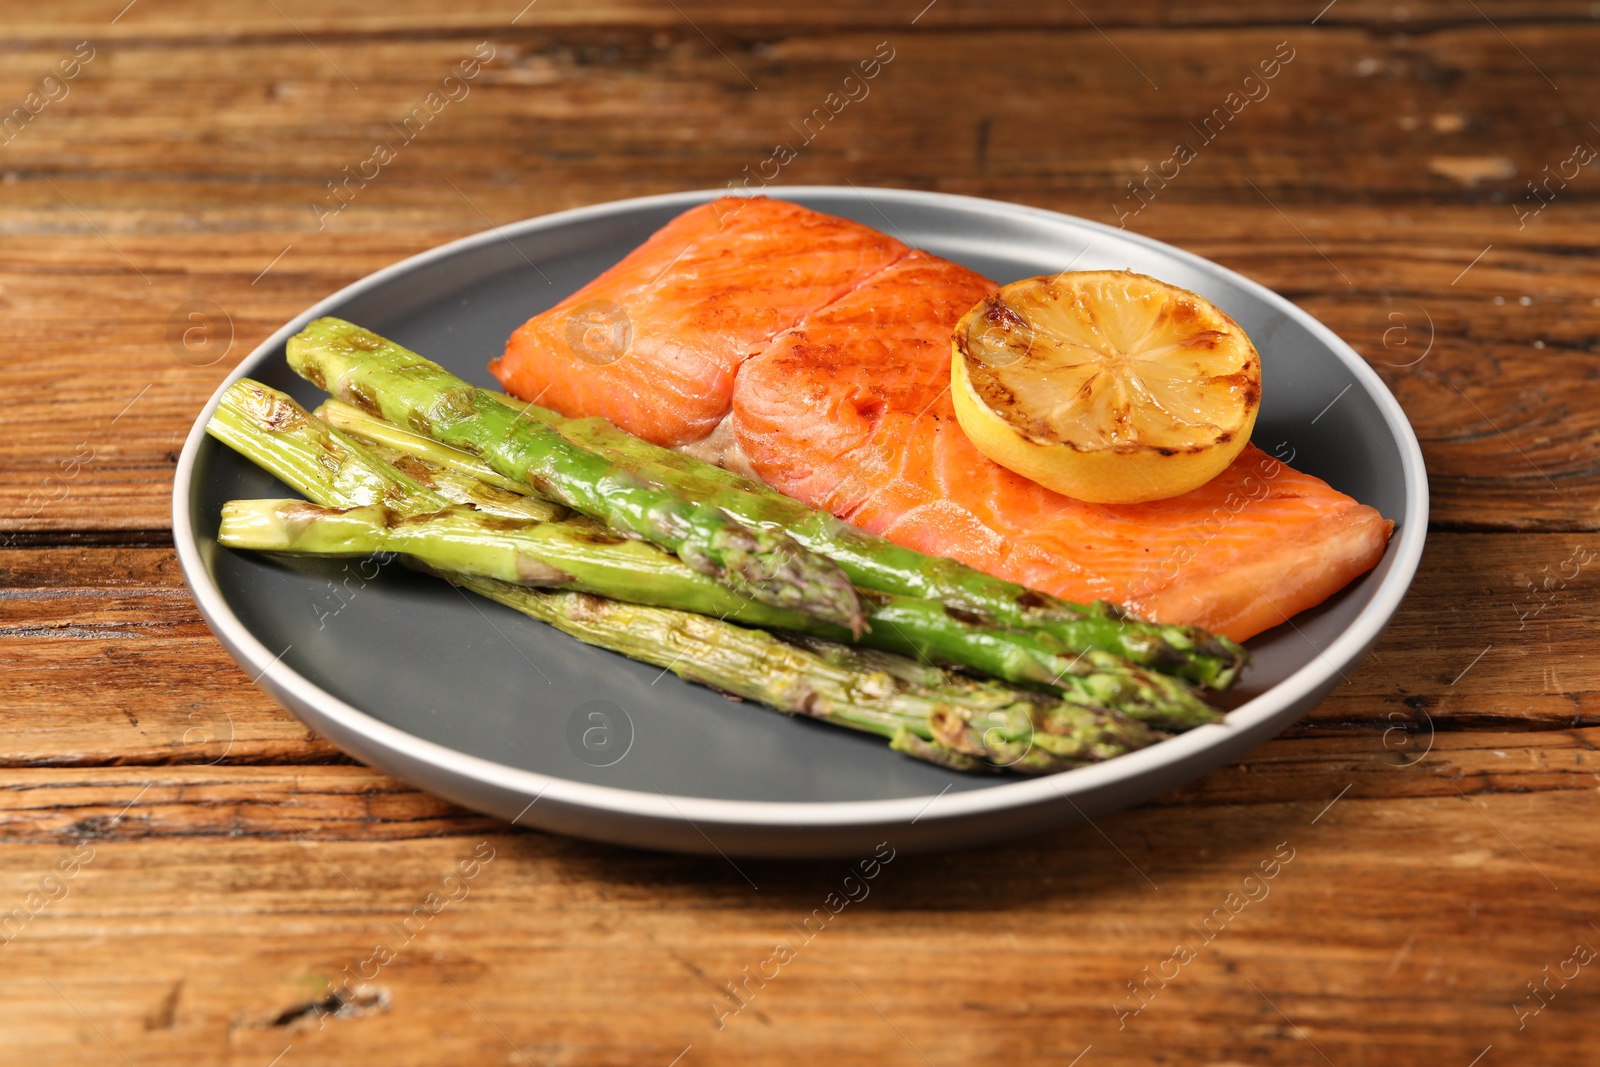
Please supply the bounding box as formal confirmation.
[6,0,1599,37]
[3,5,1595,1065]
[0,28,1591,199]
[3,526,1587,785]
[2,23,1597,532]
[0,547,343,766]
[0,766,494,843]
[1311,530,1600,730]
[1,213,1596,533]
[0,787,1592,1064]
[0,725,1591,844]
[5,531,1596,765]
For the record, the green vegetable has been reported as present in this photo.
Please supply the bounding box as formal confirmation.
[209,380,441,511]
[213,379,1219,753]
[216,493,1217,730]
[452,575,1162,775]
[316,390,1247,690]
[206,381,1166,773]
[286,317,865,634]
[217,498,827,630]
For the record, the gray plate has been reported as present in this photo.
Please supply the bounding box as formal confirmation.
[173,187,1427,858]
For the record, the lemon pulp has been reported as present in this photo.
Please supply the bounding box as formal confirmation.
[951,270,1261,504]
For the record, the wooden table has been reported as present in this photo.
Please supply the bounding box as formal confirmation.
[3,2,1596,1063]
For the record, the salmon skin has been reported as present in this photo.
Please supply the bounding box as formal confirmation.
[492,196,1392,642]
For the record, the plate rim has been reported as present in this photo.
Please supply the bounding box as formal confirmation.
[172,184,1429,831]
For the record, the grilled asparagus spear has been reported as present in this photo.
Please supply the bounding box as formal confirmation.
[207,382,1165,771]
[451,575,1162,774]
[316,392,1247,689]
[286,317,865,634]
[218,493,1218,730]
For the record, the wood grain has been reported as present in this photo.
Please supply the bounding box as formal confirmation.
[4,531,1596,769]
[2,2,1598,1064]
[8,0,1600,36]
[0,789,1594,1066]
[3,20,1599,531]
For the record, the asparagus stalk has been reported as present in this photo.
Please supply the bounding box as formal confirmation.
[448,574,1161,774]
[367,443,566,523]
[218,496,1218,730]
[526,400,1249,689]
[320,399,531,495]
[782,634,1170,768]
[286,317,864,634]
[217,382,1220,729]
[210,383,561,523]
[208,385,1164,772]
[317,393,1246,689]
[858,595,1220,730]
[219,498,829,631]
[208,380,445,511]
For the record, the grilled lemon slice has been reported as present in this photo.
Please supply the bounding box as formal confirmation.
[951,270,1261,504]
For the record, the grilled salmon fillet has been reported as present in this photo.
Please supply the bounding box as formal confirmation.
[493,196,1393,641]
[492,197,906,446]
